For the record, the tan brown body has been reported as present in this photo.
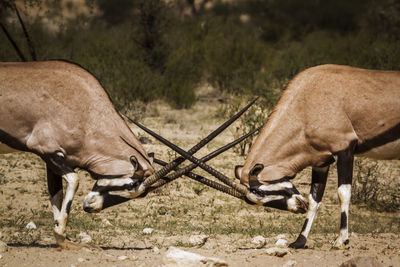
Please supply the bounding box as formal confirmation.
[238,64,400,249]
[0,61,153,248]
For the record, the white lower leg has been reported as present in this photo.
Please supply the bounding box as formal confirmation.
[335,184,351,247]
[301,194,321,238]
[54,173,79,238]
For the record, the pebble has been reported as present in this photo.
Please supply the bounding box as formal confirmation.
[188,234,208,247]
[265,247,290,257]
[77,232,92,243]
[276,234,286,239]
[0,232,2,240]
[251,236,266,248]
[0,241,8,253]
[275,238,288,247]
[143,228,154,235]
[26,221,37,230]
[153,246,160,254]
[283,260,297,266]
[163,246,227,267]
[0,255,3,260]
[77,258,85,263]
[118,255,128,260]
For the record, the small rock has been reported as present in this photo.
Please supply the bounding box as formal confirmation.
[153,246,160,254]
[265,247,290,257]
[42,237,53,243]
[118,255,128,261]
[130,255,138,261]
[188,234,208,247]
[26,221,37,230]
[0,255,3,260]
[340,256,382,267]
[77,232,92,243]
[139,136,152,144]
[275,238,288,247]
[0,241,8,253]
[251,236,266,248]
[77,258,85,263]
[283,260,297,267]
[0,232,3,240]
[102,218,112,226]
[276,234,286,239]
[163,247,228,267]
[143,228,154,235]
[70,264,75,267]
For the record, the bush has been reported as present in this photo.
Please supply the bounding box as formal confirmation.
[352,159,400,212]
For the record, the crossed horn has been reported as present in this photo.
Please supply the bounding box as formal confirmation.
[132,97,258,194]
[148,125,263,198]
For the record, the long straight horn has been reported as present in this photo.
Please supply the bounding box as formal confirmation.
[149,125,263,197]
[152,158,244,198]
[132,120,249,195]
[129,97,258,188]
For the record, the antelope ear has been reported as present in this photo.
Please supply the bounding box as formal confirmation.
[234,165,243,180]
[250,163,264,177]
[148,152,155,165]
[130,156,139,170]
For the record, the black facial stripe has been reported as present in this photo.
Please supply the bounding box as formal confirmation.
[266,176,296,184]
[340,211,347,230]
[88,170,125,180]
[120,136,152,167]
[92,183,136,193]
[252,187,300,197]
[262,198,288,211]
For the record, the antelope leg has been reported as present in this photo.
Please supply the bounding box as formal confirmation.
[45,152,80,249]
[333,145,355,249]
[289,165,329,249]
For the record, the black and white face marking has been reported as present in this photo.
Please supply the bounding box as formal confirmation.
[83,156,148,212]
[244,164,308,214]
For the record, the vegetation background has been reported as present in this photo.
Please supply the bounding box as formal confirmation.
[1,0,399,109]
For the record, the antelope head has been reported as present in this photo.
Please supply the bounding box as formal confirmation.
[236,163,308,214]
[83,139,154,213]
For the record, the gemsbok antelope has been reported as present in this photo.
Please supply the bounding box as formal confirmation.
[0,60,255,249]
[235,64,400,249]
[0,60,155,249]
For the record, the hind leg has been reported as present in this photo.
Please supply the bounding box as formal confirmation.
[289,165,329,249]
[333,145,354,249]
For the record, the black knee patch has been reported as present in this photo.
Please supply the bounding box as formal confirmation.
[289,234,307,249]
[300,219,309,233]
[66,200,72,214]
[340,211,347,229]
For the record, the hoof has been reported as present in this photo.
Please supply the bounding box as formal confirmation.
[288,235,307,249]
[331,239,350,250]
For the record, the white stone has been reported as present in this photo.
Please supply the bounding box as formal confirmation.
[0,241,8,253]
[0,255,3,260]
[70,264,76,267]
[188,234,208,247]
[275,238,288,247]
[276,234,286,239]
[77,258,85,263]
[163,247,228,267]
[118,255,128,260]
[143,228,154,234]
[265,247,290,257]
[153,246,160,254]
[251,236,266,248]
[102,218,112,226]
[26,221,37,230]
[283,260,297,266]
[77,232,92,243]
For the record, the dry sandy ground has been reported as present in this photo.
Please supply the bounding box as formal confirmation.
[1,94,400,267]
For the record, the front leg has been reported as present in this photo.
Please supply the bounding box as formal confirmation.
[333,145,355,249]
[289,165,329,249]
[45,152,80,249]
